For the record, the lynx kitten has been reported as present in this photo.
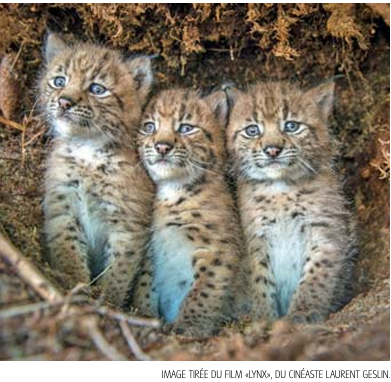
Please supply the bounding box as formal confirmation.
[133,89,242,336]
[226,81,355,323]
[40,33,154,306]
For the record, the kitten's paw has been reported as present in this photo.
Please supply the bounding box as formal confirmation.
[287,310,325,324]
[162,323,174,335]
[172,321,217,339]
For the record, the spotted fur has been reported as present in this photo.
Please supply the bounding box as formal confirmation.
[40,33,154,306]
[132,89,242,337]
[226,81,355,323]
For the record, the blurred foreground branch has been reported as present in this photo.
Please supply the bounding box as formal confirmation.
[0,232,63,302]
[0,233,159,360]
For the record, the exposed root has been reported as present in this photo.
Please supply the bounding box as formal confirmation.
[0,232,63,303]
[370,139,390,180]
[0,115,24,132]
[0,234,159,360]
[82,315,128,361]
[120,320,151,361]
[0,296,87,319]
[93,305,160,328]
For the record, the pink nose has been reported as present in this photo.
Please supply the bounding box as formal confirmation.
[58,97,75,110]
[155,142,173,155]
[264,145,282,158]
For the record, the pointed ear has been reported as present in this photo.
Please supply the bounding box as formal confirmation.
[223,84,244,110]
[126,56,153,103]
[204,90,230,128]
[305,81,335,120]
[44,32,68,64]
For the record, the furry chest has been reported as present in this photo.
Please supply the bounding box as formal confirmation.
[262,215,307,316]
[60,143,117,175]
[51,169,119,276]
[73,183,108,271]
[152,226,195,323]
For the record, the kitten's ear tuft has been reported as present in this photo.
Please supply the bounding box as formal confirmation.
[126,56,153,102]
[44,32,68,64]
[305,81,335,120]
[204,90,230,128]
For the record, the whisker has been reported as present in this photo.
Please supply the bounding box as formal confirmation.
[298,157,317,174]
[185,160,195,176]
[188,158,220,177]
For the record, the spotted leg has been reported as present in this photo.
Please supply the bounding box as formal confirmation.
[131,254,159,317]
[44,197,90,288]
[288,226,344,323]
[173,250,235,338]
[98,228,145,307]
[247,235,278,321]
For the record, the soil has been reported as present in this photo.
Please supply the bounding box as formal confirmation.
[0,4,389,361]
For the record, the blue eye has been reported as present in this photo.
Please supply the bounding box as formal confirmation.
[52,76,66,88]
[90,83,108,96]
[178,124,195,135]
[284,121,300,133]
[244,125,260,137]
[142,122,156,134]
